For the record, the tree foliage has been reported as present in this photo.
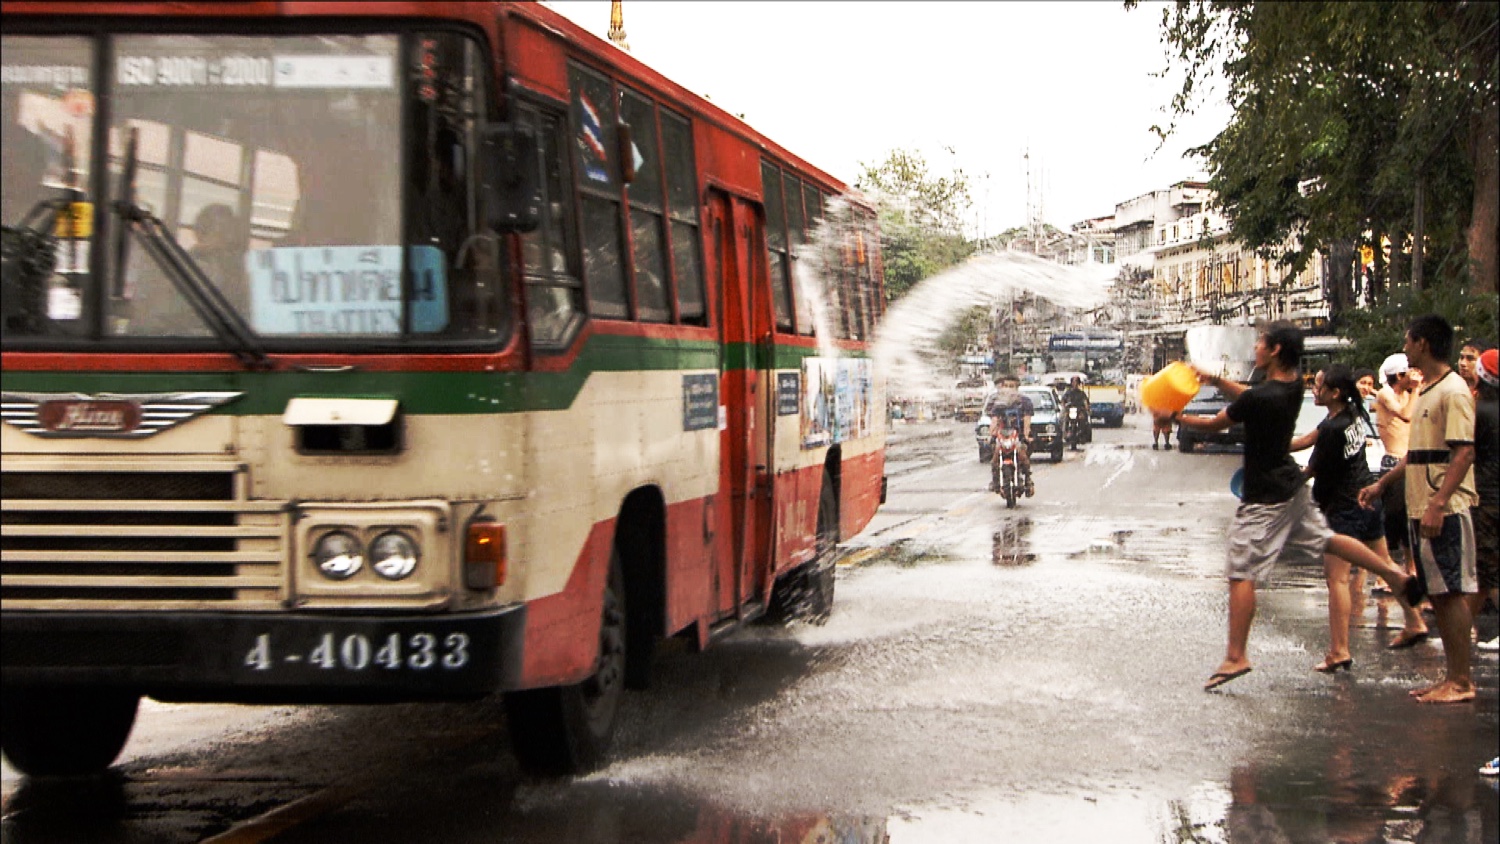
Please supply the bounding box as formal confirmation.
[935,305,993,360]
[1133,0,1498,317]
[856,149,975,301]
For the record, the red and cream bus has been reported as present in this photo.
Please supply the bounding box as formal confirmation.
[0,2,886,776]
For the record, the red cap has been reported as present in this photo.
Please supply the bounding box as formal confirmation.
[1479,348,1499,387]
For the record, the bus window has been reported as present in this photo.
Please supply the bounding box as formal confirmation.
[103,32,408,340]
[0,36,94,340]
[408,33,507,340]
[621,89,668,323]
[804,184,823,228]
[520,107,582,349]
[784,173,805,249]
[661,110,703,325]
[762,160,793,332]
[569,64,627,320]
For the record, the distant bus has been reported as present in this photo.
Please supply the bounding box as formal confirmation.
[0,1,886,776]
[1300,334,1352,378]
[1046,330,1125,383]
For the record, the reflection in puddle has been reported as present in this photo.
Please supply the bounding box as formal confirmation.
[516,779,891,844]
[991,518,1036,566]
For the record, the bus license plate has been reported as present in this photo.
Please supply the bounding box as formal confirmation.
[240,630,472,674]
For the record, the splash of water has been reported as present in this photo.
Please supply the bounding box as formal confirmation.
[872,251,1116,400]
[793,195,870,361]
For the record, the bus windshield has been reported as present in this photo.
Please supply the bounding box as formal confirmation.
[1,30,509,348]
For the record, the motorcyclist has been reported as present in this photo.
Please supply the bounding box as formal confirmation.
[1062,376,1091,444]
[983,372,1035,496]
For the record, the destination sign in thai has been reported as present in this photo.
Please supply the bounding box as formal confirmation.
[1,64,88,88]
[247,245,446,336]
[114,54,392,89]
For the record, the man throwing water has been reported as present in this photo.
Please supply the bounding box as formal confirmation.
[983,372,1035,497]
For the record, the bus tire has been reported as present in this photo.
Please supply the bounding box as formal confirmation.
[765,480,838,625]
[505,554,627,775]
[1,688,139,777]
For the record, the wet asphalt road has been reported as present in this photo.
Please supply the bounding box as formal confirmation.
[2,412,1496,843]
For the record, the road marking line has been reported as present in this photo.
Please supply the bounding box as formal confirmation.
[201,722,501,843]
[201,777,374,844]
[839,547,879,567]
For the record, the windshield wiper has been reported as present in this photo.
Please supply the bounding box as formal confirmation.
[110,127,271,370]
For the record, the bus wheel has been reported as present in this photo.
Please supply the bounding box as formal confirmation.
[1,688,139,777]
[765,481,838,625]
[505,554,627,775]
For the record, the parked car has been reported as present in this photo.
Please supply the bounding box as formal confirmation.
[1176,386,1244,452]
[976,386,1065,463]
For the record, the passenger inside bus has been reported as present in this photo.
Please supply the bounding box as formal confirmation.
[188,203,247,311]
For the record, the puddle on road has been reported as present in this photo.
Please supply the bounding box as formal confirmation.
[990,517,1037,566]
[518,771,1496,843]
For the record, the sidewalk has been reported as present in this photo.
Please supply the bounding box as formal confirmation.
[884,419,959,448]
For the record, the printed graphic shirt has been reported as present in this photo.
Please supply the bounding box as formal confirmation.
[1309,408,1375,512]
[1404,369,1477,516]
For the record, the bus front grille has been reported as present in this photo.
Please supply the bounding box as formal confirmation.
[1,468,287,609]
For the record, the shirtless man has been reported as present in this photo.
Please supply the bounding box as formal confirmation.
[1374,353,1429,647]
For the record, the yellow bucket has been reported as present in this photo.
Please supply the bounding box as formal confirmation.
[1140,361,1200,414]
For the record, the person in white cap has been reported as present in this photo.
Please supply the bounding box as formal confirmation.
[1373,352,1429,648]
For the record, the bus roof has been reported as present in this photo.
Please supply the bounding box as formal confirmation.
[2,0,868,207]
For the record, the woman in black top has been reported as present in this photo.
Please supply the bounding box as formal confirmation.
[1302,364,1388,673]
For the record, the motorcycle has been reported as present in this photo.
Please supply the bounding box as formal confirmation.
[991,426,1026,508]
[1064,404,1090,450]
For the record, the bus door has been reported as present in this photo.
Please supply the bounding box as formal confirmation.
[706,189,773,620]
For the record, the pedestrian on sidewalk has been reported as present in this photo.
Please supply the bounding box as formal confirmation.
[1296,364,1390,674]
[1155,320,1424,691]
[1359,314,1478,704]
[1469,348,1498,652]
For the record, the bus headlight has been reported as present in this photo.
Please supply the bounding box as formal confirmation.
[313,531,363,580]
[370,531,419,580]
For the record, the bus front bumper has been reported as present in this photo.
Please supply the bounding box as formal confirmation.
[0,606,527,704]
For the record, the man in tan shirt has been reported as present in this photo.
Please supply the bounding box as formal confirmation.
[1361,315,1478,703]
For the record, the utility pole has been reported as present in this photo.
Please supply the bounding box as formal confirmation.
[608,0,630,51]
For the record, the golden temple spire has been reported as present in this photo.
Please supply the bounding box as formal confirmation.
[607,0,630,51]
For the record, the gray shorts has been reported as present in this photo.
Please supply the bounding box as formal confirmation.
[1226,485,1333,583]
[1408,510,1478,597]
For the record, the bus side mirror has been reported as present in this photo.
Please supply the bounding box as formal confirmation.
[480,123,541,233]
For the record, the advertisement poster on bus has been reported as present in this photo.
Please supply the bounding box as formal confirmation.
[800,357,873,449]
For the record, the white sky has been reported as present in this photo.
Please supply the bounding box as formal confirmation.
[544,0,1232,238]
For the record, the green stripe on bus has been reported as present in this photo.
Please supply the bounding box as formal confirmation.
[1,335,866,414]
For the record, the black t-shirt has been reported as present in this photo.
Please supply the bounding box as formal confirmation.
[1226,377,1305,504]
[1308,407,1374,512]
[1475,389,1498,504]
